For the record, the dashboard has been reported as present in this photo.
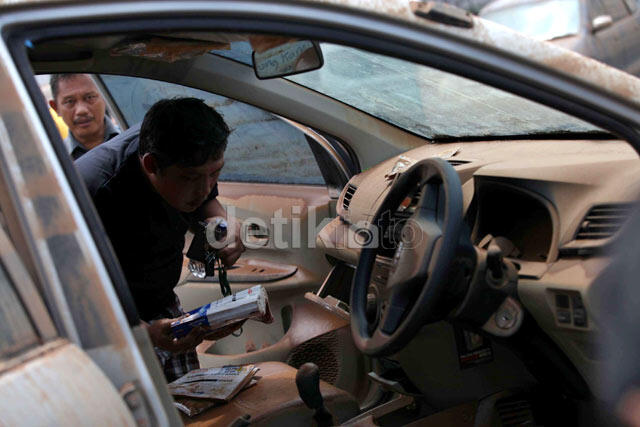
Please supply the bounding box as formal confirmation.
[317,137,640,397]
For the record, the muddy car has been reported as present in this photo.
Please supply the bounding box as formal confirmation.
[480,0,640,75]
[1,0,640,425]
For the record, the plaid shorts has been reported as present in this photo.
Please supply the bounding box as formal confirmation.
[151,296,200,383]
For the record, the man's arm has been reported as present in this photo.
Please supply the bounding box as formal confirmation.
[201,197,226,219]
[200,198,245,267]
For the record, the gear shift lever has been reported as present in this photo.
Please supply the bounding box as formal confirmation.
[295,363,334,427]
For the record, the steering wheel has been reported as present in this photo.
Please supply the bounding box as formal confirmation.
[350,158,463,357]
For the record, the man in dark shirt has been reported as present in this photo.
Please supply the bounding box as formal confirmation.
[77,97,244,381]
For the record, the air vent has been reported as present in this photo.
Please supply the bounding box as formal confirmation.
[495,396,534,426]
[447,159,470,167]
[343,184,357,211]
[575,203,634,240]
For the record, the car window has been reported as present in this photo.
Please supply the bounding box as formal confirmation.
[0,212,43,359]
[623,0,637,13]
[286,43,601,139]
[100,75,325,185]
[593,0,630,21]
[0,256,39,358]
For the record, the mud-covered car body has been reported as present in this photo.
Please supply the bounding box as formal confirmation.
[480,0,640,75]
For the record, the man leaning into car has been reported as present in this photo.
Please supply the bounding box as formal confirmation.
[76,97,245,381]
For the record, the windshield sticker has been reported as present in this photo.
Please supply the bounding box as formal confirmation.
[385,155,416,181]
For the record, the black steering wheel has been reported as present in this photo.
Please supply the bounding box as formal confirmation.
[350,158,463,357]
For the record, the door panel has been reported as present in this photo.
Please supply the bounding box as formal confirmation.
[177,182,334,355]
[218,181,333,275]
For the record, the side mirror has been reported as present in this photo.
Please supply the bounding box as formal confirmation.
[252,40,323,79]
[592,15,613,33]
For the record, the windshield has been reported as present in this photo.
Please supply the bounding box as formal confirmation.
[481,0,581,40]
[213,41,600,139]
[287,44,599,139]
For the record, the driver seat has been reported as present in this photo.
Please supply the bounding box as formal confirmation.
[181,361,360,426]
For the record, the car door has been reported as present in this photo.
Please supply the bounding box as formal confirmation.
[97,74,356,355]
[0,39,183,424]
[0,218,137,425]
[589,0,636,70]
[620,0,640,75]
[0,66,147,423]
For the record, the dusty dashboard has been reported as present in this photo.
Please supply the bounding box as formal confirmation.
[321,139,640,269]
[315,137,640,396]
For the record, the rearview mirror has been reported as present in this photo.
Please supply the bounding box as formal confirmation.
[252,40,323,79]
[592,15,613,33]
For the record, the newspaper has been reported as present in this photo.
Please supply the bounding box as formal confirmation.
[171,365,260,417]
[169,365,258,400]
[171,285,273,338]
[173,379,259,417]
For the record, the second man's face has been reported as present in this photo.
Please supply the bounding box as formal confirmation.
[154,156,225,213]
[52,75,106,146]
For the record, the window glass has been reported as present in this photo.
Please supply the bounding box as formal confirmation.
[0,204,54,358]
[100,75,325,185]
[623,0,637,13]
[0,255,39,358]
[595,0,630,21]
[286,44,601,140]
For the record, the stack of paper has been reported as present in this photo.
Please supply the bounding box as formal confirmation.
[170,365,260,417]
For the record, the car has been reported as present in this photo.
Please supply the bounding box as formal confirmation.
[1,0,640,425]
[479,0,640,75]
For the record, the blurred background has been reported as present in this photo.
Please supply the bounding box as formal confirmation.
[439,0,640,76]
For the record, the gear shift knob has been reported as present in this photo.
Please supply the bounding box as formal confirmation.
[295,363,333,426]
[296,362,323,409]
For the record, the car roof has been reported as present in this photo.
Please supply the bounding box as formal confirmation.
[6,0,640,110]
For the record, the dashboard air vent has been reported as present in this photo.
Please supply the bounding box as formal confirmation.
[576,203,634,240]
[343,184,357,211]
[447,159,470,167]
[495,395,534,426]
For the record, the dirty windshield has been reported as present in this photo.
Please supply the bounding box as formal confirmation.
[213,41,601,139]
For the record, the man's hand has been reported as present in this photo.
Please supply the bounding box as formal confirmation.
[212,217,245,267]
[201,198,246,268]
[145,318,206,353]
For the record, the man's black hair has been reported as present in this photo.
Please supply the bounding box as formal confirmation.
[50,73,82,101]
[138,97,230,170]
